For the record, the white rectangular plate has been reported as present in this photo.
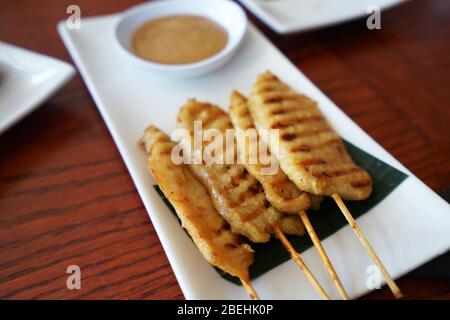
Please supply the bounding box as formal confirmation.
[0,41,75,135]
[239,0,406,34]
[58,14,450,299]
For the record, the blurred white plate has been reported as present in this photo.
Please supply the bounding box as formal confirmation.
[58,14,450,299]
[239,0,406,34]
[0,42,75,134]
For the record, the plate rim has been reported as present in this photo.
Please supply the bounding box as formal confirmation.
[0,41,75,135]
[238,0,408,34]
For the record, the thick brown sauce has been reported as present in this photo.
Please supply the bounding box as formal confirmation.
[132,15,228,65]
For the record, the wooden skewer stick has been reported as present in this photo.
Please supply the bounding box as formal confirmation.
[240,276,260,300]
[273,225,331,300]
[332,193,403,299]
[299,210,349,300]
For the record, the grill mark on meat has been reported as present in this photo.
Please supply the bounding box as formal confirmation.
[255,86,275,94]
[271,108,289,115]
[263,94,299,104]
[300,158,327,166]
[312,166,363,179]
[291,145,311,152]
[271,115,323,129]
[291,138,340,153]
[270,108,301,116]
[282,128,331,144]
[351,180,372,188]
[312,171,332,178]
[281,133,298,141]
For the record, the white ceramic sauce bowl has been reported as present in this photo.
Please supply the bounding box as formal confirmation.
[115,0,248,78]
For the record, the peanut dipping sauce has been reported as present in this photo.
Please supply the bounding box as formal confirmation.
[132,15,228,65]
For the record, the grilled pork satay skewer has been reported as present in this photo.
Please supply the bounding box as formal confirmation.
[230,91,349,300]
[249,71,402,299]
[229,91,311,214]
[177,100,305,242]
[177,100,331,300]
[141,126,258,299]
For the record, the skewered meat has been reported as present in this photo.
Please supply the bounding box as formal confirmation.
[177,99,305,243]
[248,72,372,200]
[229,90,311,213]
[141,125,253,279]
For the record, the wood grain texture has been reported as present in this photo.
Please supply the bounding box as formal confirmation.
[0,0,449,299]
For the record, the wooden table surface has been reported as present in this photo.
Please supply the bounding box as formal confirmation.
[0,0,449,300]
